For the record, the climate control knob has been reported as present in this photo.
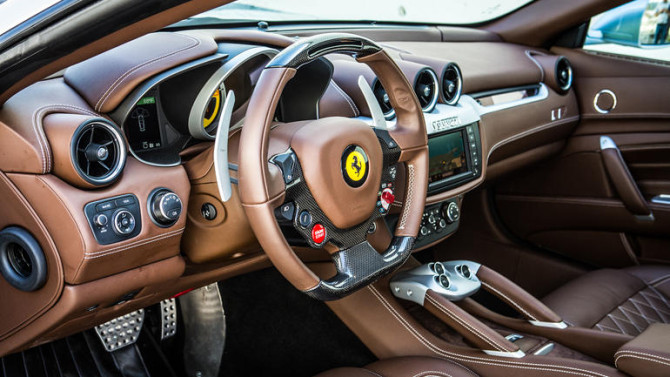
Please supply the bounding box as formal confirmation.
[444,202,460,224]
[149,189,182,227]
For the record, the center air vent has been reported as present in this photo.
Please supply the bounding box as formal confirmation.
[372,79,395,120]
[414,68,439,113]
[72,119,127,186]
[556,56,573,93]
[441,63,463,106]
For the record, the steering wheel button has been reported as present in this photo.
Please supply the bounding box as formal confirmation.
[298,211,312,228]
[311,224,326,244]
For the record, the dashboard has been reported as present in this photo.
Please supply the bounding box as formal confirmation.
[0,28,580,355]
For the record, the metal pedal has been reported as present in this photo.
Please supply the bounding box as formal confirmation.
[160,298,177,340]
[95,309,144,352]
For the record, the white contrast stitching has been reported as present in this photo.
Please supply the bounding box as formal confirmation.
[397,164,414,230]
[615,351,670,369]
[425,295,507,352]
[367,286,610,377]
[481,281,538,321]
[330,80,359,117]
[84,228,184,259]
[95,34,200,111]
[412,371,453,377]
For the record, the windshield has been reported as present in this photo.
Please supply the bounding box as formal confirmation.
[0,0,61,36]
[177,0,534,27]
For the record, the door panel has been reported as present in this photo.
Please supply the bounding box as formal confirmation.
[494,48,670,268]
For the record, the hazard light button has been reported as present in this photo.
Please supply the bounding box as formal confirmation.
[311,223,326,244]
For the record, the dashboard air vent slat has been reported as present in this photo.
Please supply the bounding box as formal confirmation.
[441,63,463,106]
[72,120,127,186]
[414,68,439,113]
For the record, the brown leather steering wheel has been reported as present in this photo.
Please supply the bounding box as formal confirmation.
[238,33,428,300]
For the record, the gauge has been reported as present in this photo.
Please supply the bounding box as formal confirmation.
[203,90,221,129]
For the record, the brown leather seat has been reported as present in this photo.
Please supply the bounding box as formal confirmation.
[542,265,670,336]
[315,356,478,377]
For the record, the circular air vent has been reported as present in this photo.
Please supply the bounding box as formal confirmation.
[414,68,439,113]
[441,63,463,106]
[556,56,573,93]
[372,79,395,120]
[71,119,126,186]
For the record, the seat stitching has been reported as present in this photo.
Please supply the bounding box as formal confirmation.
[648,273,670,286]
[645,285,670,314]
[83,228,184,259]
[614,352,670,369]
[425,295,507,352]
[617,306,644,333]
[481,282,538,321]
[367,286,610,377]
[412,371,453,377]
[626,298,666,323]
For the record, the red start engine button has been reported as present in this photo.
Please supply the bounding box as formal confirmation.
[311,223,326,244]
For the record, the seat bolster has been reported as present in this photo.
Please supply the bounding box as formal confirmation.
[365,356,479,377]
[542,269,645,328]
[624,265,670,297]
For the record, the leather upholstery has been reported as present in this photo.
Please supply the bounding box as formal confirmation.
[315,356,479,377]
[615,323,670,377]
[543,266,670,336]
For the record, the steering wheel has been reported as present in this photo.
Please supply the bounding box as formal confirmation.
[237,33,428,300]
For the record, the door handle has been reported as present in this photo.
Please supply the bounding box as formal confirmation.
[600,136,654,221]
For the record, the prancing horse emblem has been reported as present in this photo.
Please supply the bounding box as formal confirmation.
[342,146,368,188]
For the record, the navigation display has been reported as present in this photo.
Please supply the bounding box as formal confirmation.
[428,131,468,184]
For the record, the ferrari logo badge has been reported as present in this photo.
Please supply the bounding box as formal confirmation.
[342,145,369,187]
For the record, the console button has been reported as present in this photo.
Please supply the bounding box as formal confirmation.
[420,226,430,237]
[93,214,108,227]
[201,203,217,221]
[311,223,326,244]
[115,196,135,207]
[298,210,312,228]
[438,219,447,230]
[95,201,116,212]
[112,210,136,235]
[438,274,450,289]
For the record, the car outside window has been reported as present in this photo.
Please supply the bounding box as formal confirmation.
[0,0,61,36]
[584,0,670,62]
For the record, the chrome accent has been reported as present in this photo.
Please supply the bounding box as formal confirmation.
[468,83,550,116]
[505,334,524,342]
[483,349,526,358]
[651,194,670,205]
[188,47,278,140]
[416,68,439,113]
[600,136,618,150]
[390,260,481,305]
[441,63,463,106]
[594,89,617,114]
[214,90,236,202]
[557,58,573,92]
[357,75,387,130]
[533,342,555,356]
[528,320,568,329]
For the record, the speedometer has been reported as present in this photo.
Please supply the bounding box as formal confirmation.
[203,90,221,129]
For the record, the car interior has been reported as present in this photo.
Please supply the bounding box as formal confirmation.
[1,0,670,376]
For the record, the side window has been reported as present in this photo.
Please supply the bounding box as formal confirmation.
[584,0,670,62]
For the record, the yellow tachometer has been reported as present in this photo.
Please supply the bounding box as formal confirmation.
[203,90,221,128]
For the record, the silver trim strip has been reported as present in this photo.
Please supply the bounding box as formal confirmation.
[483,349,526,358]
[467,83,550,116]
[528,320,568,329]
[533,342,555,356]
[651,194,670,205]
[214,91,236,202]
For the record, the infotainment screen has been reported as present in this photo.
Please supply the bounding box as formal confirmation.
[428,131,468,184]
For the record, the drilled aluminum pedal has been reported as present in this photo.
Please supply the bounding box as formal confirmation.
[160,298,177,339]
[95,309,144,352]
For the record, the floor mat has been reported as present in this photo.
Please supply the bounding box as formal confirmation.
[218,268,377,377]
[0,328,176,377]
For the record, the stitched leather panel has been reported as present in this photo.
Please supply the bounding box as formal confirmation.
[594,286,670,336]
